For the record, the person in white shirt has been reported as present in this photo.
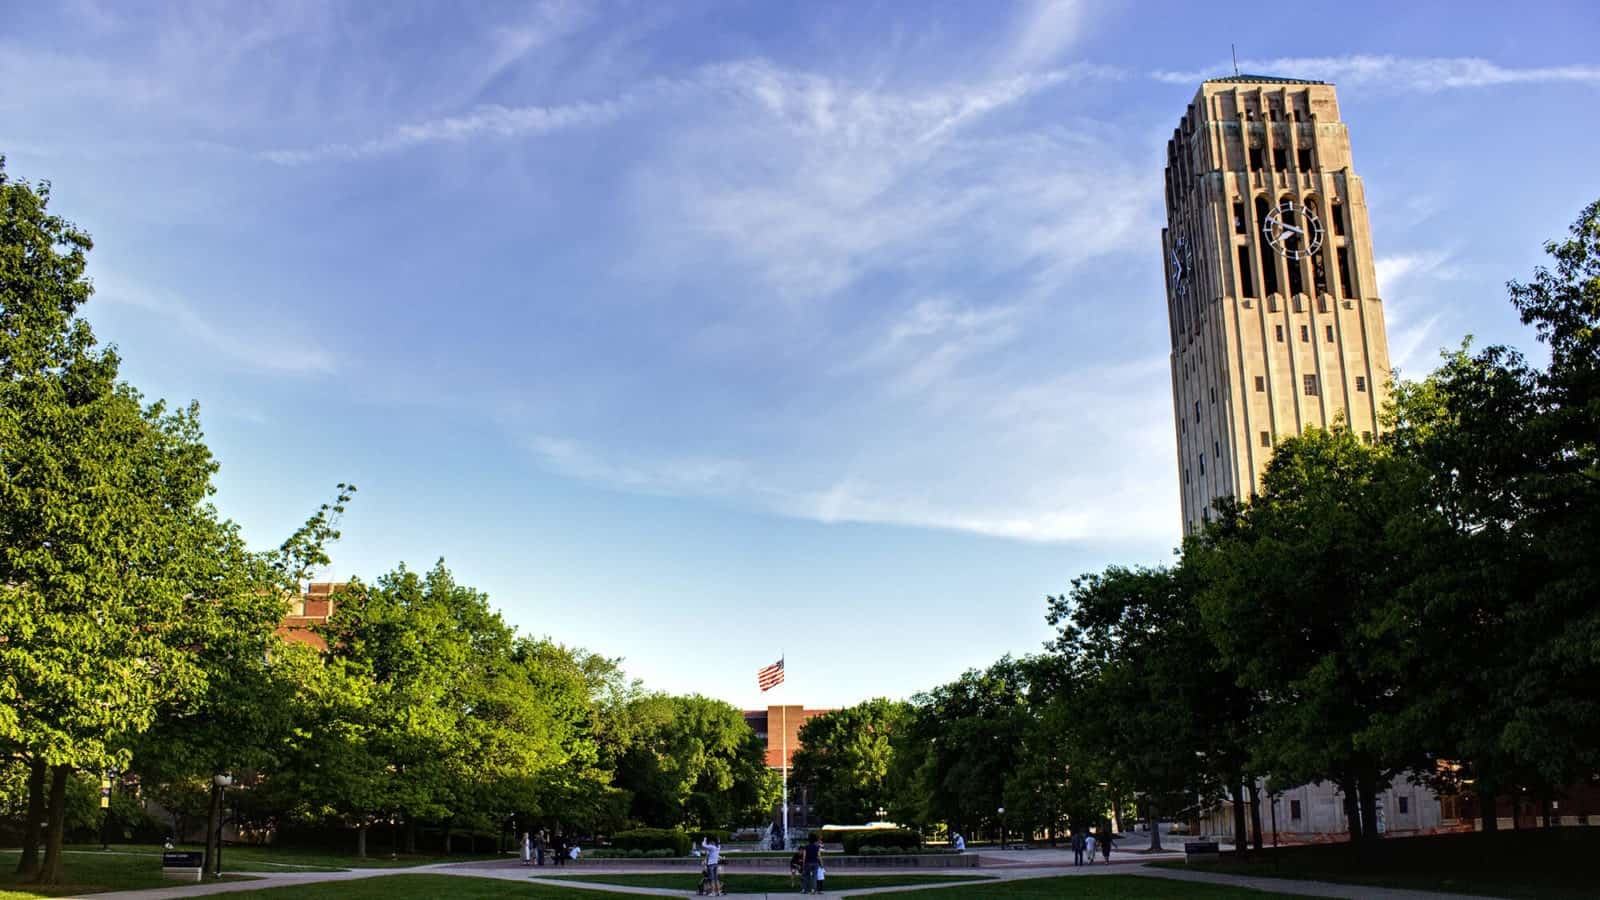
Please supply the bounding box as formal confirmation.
[703,836,723,896]
[953,833,965,852]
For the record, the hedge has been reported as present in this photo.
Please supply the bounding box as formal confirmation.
[841,828,921,854]
[608,828,691,856]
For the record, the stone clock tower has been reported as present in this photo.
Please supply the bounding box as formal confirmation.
[1163,75,1393,534]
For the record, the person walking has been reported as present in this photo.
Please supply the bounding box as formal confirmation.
[552,833,567,867]
[1084,831,1096,864]
[952,832,965,852]
[1071,829,1084,866]
[1099,826,1114,863]
[520,832,532,867]
[535,830,546,867]
[801,832,823,894]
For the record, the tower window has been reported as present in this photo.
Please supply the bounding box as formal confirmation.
[1233,201,1247,234]
[1331,202,1347,236]
[1288,255,1304,296]
[1362,430,1373,444]
[1272,147,1288,171]
[1326,325,1335,342]
[1254,376,1265,392]
[1313,256,1328,295]
[1185,468,1190,484]
[1238,246,1255,297]
[1260,430,1271,447]
[1195,401,1201,423]
[1337,247,1354,297]
[1356,375,1367,392]
[1303,374,1320,396]
[1297,147,1313,170]
[1249,146,1264,171]
[1275,324,1285,342]
[1301,325,1310,342]
[1214,440,1220,459]
[1210,386,1216,404]
[1199,455,1205,475]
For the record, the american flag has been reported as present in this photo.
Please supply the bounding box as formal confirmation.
[757,658,785,692]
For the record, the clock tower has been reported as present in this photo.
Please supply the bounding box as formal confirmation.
[1163,76,1393,534]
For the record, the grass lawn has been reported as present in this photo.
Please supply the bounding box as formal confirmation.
[1148,828,1599,899]
[0,850,256,898]
[858,874,1302,898]
[51,843,504,872]
[211,874,618,898]
[544,872,990,892]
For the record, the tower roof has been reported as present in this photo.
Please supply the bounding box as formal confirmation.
[1204,73,1327,85]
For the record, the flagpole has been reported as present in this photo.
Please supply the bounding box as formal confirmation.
[781,655,789,850]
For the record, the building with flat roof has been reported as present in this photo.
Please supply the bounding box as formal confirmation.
[1163,74,1393,533]
[744,705,832,833]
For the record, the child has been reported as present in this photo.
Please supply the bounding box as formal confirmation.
[789,847,804,888]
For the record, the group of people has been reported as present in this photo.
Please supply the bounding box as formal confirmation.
[519,830,579,867]
[1071,826,1114,865]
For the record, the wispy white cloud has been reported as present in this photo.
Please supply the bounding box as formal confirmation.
[1004,0,1091,73]
[1377,252,1461,374]
[92,277,337,376]
[1152,55,1600,91]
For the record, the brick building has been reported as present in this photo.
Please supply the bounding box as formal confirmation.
[276,581,342,650]
[745,705,831,832]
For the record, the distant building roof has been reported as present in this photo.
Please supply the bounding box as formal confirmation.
[1205,74,1327,85]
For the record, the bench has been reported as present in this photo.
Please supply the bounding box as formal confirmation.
[162,851,204,881]
[1183,841,1220,864]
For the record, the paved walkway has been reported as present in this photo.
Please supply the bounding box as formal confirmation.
[74,854,1499,900]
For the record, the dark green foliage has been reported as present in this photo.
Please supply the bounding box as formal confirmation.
[840,827,921,854]
[606,827,691,855]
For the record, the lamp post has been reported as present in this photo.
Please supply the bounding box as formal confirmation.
[876,806,887,823]
[212,774,233,879]
[997,807,1006,850]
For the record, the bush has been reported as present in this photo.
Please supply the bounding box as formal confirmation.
[608,828,691,856]
[645,848,675,858]
[841,828,921,855]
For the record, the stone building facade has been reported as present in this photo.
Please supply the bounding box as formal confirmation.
[1163,75,1393,534]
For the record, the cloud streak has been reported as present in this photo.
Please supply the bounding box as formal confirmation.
[1152,55,1600,91]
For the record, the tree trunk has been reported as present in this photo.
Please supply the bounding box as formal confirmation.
[404,818,417,855]
[15,757,45,876]
[1247,781,1264,851]
[1342,780,1364,842]
[202,782,224,876]
[1479,788,1499,833]
[1147,800,1163,852]
[444,823,453,855]
[356,823,368,858]
[33,765,69,885]
[1231,782,1250,856]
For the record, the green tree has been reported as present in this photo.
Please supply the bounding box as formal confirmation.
[612,693,774,830]
[790,698,907,824]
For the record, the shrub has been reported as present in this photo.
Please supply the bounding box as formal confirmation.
[608,828,691,856]
[644,848,675,858]
[841,828,921,855]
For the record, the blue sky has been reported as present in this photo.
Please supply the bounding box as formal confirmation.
[4,0,1597,710]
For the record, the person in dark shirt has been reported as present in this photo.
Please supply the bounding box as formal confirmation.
[802,833,823,894]
[788,848,804,888]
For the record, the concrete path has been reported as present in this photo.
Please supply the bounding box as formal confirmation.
[71,854,1500,900]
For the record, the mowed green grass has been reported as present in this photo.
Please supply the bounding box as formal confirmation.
[1149,828,1600,900]
[545,871,989,891]
[859,874,1304,898]
[215,872,1303,898]
[0,850,256,898]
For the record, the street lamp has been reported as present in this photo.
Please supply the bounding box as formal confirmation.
[212,774,233,879]
[876,807,887,823]
[997,807,1006,850]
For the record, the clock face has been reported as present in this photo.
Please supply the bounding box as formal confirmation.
[1263,201,1324,260]
[1170,233,1193,295]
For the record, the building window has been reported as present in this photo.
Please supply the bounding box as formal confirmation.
[1291,800,1303,820]
[1297,147,1313,170]
[1272,147,1288,171]
[1233,201,1247,235]
[1237,246,1255,297]
[1199,455,1205,475]
[1326,324,1335,342]
[1214,440,1220,459]
[1362,430,1373,444]
[1210,386,1216,404]
[1337,247,1354,297]
[1356,375,1367,392]
[1301,325,1310,342]
[1249,146,1264,170]
[1184,468,1190,484]
[1255,376,1265,392]
[1304,374,1319,396]
[1399,797,1410,815]
[1331,201,1347,236]
[1288,254,1304,296]
[1275,324,1285,342]
[1260,430,1271,447]
[1195,401,1201,423]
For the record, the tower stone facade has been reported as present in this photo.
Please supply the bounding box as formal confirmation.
[1163,76,1392,533]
